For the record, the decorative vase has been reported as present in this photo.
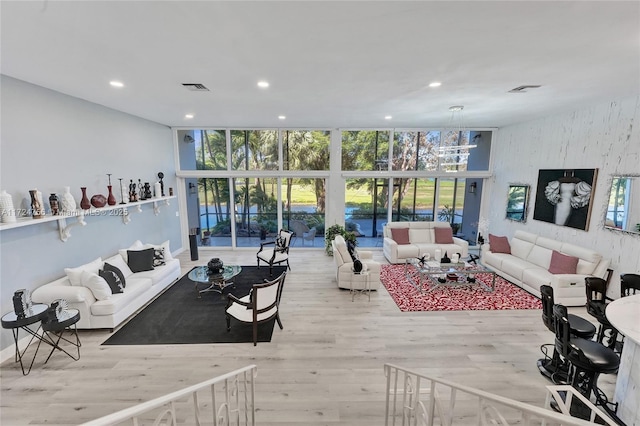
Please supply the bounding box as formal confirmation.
[157,172,165,196]
[49,193,59,216]
[154,182,162,198]
[120,180,129,204]
[144,182,152,200]
[29,189,45,219]
[80,187,91,210]
[91,194,107,208]
[107,185,117,206]
[207,258,224,274]
[61,186,76,212]
[0,190,17,223]
[441,251,451,263]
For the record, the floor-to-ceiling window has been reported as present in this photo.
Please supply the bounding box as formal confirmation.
[342,130,390,247]
[177,128,330,248]
[176,127,492,248]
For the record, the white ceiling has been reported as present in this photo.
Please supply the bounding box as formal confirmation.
[2,1,639,129]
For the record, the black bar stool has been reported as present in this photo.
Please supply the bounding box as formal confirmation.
[620,273,640,297]
[585,277,619,351]
[553,303,621,421]
[537,285,596,384]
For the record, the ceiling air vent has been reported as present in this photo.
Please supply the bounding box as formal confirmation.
[182,83,210,92]
[508,85,541,93]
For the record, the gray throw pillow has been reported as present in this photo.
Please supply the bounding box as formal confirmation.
[127,248,155,273]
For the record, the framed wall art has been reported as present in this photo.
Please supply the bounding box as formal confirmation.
[532,168,598,231]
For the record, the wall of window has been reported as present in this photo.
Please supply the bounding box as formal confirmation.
[175,128,493,249]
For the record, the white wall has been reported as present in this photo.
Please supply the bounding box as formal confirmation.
[483,96,640,297]
[0,76,182,350]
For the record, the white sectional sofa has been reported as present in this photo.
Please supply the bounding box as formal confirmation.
[32,240,180,330]
[383,221,469,264]
[481,230,610,306]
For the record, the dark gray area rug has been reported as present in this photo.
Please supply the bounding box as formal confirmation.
[102,265,287,345]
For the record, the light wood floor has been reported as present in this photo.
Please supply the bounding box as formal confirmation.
[0,249,616,425]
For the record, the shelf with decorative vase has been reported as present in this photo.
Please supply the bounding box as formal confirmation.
[0,196,175,241]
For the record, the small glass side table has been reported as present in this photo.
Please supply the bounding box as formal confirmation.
[41,308,81,363]
[351,266,371,302]
[1,304,49,375]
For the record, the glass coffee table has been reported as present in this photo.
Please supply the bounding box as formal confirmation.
[404,259,495,294]
[189,265,242,298]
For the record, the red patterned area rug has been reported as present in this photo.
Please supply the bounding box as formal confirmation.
[381,264,542,312]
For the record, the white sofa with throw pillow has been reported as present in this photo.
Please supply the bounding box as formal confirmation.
[331,235,381,290]
[481,230,610,306]
[383,221,469,264]
[32,240,180,330]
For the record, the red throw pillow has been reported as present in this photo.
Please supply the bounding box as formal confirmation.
[488,234,511,254]
[390,228,410,245]
[548,250,579,274]
[434,227,454,244]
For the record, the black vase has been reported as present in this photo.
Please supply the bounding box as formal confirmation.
[207,258,224,274]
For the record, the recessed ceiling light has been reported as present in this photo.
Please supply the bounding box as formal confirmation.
[448,105,464,112]
[185,114,194,119]
[385,115,392,120]
[109,81,124,88]
[257,81,270,88]
[429,82,441,88]
[278,115,286,120]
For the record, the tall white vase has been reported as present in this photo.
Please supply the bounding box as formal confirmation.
[61,186,77,213]
[0,190,17,223]
[120,182,129,203]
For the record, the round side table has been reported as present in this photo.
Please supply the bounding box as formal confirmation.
[41,309,81,363]
[1,304,49,375]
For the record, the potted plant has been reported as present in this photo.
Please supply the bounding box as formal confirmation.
[438,205,460,234]
[325,224,357,256]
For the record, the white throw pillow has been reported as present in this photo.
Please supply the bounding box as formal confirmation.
[103,254,134,278]
[118,240,144,263]
[64,257,103,286]
[80,270,112,300]
[143,240,173,260]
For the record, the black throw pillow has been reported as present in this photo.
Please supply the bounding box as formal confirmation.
[346,241,359,262]
[127,248,155,273]
[99,269,124,294]
[353,259,363,273]
[153,248,166,267]
[103,262,126,288]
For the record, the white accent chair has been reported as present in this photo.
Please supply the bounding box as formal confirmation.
[257,229,293,275]
[225,272,286,346]
[331,235,381,290]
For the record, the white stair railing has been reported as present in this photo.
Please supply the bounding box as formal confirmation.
[81,364,257,426]
[384,363,615,426]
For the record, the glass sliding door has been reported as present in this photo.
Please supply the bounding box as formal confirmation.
[283,178,325,247]
[195,178,232,247]
[437,178,466,235]
[233,177,278,247]
[391,178,436,222]
[345,178,389,247]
